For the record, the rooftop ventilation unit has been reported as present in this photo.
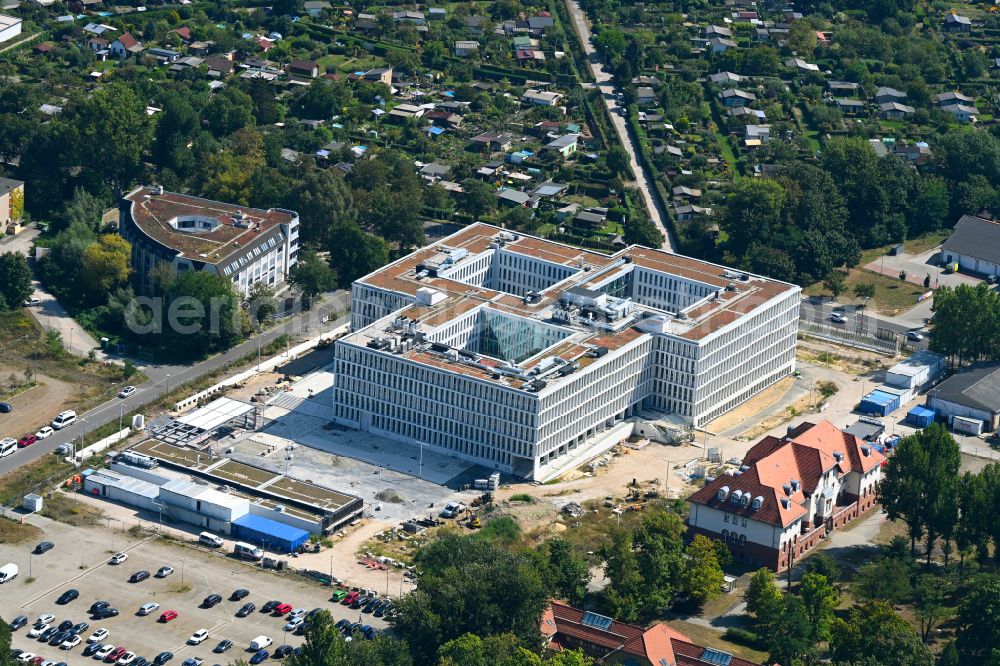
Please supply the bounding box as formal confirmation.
[151,184,164,195]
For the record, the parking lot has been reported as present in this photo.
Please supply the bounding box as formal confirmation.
[3,515,388,665]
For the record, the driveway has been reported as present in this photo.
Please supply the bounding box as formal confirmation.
[865,247,982,290]
[562,0,674,251]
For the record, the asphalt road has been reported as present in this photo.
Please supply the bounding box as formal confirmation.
[0,291,350,479]
[562,0,674,251]
[798,297,929,349]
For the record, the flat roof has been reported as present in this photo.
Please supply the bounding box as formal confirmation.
[0,14,21,29]
[177,398,255,430]
[122,186,296,266]
[346,223,797,393]
[233,513,309,541]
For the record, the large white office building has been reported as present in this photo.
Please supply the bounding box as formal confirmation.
[334,223,800,479]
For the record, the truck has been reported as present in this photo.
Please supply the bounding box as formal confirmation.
[0,563,18,583]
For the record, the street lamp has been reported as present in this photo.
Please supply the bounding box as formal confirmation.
[181,559,186,587]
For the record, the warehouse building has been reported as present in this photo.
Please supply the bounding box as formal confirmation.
[926,362,1000,433]
[885,350,946,393]
[158,478,250,532]
[83,469,160,512]
[336,223,800,479]
[232,513,309,553]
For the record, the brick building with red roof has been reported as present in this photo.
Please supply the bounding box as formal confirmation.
[542,601,763,666]
[688,420,884,571]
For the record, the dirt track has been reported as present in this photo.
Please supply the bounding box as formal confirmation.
[0,370,74,439]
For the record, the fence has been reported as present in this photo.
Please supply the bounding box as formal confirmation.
[799,321,900,356]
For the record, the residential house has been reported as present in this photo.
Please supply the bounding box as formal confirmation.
[288,59,319,78]
[573,207,608,229]
[935,91,974,107]
[424,110,462,128]
[542,601,763,666]
[720,88,756,108]
[147,47,180,63]
[709,36,737,53]
[704,24,733,38]
[709,71,742,87]
[454,40,479,57]
[942,103,978,123]
[673,203,712,222]
[878,102,915,119]
[392,10,425,25]
[0,177,24,235]
[893,141,931,165]
[427,7,446,20]
[82,22,115,36]
[497,189,535,207]
[109,31,143,58]
[465,15,486,35]
[827,80,859,96]
[785,57,819,72]
[528,14,553,31]
[476,160,504,178]
[743,124,770,146]
[636,86,656,105]
[868,138,889,158]
[941,214,1000,278]
[171,26,192,41]
[522,89,563,107]
[543,134,578,158]
[729,106,766,121]
[419,163,451,181]
[927,363,1000,432]
[33,41,54,54]
[688,420,883,570]
[362,67,392,85]
[470,131,513,152]
[355,13,378,30]
[303,1,331,18]
[672,186,701,200]
[387,103,424,123]
[531,181,568,200]
[874,86,906,104]
[944,13,971,32]
[835,99,865,116]
[205,56,235,77]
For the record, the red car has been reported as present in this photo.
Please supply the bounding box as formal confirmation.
[341,592,359,606]
[159,610,178,623]
[273,603,293,616]
[106,647,127,663]
[17,434,37,448]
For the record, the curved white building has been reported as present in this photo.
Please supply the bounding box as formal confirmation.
[334,224,799,479]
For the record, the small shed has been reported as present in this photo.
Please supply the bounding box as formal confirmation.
[885,350,947,391]
[23,493,42,512]
[232,513,309,553]
[907,405,935,428]
[859,389,901,416]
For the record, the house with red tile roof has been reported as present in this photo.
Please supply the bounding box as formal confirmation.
[688,420,884,571]
[109,31,143,58]
[542,601,763,666]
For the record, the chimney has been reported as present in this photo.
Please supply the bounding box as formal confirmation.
[833,451,844,463]
[861,445,871,457]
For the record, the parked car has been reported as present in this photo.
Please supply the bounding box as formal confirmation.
[82,644,103,657]
[272,646,293,659]
[87,629,109,644]
[88,602,110,615]
[128,571,150,584]
[230,589,249,601]
[70,622,89,636]
[39,626,58,641]
[212,640,232,654]
[330,590,348,602]
[108,553,127,565]
[158,611,177,623]
[92,609,119,620]
[137,603,159,617]
[33,542,54,555]
[17,654,36,664]
[117,652,136,665]
[105,647,127,663]
[56,589,78,605]
[180,659,202,666]
[906,330,924,341]
[283,618,303,632]
[272,604,292,616]
[152,652,173,665]
[48,631,70,646]
[201,595,222,608]
[60,636,81,651]
[94,645,116,660]
[334,619,350,632]
[248,651,268,665]
[260,601,280,614]
[18,434,38,448]
[235,603,255,618]
[118,387,136,399]
[154,566,173,578]
[34,615,55,627]
[187,630,209,645]
[11,616,28,631]
[0,402,12,413]
[27,625,48,639]
[341,592,359,606]
[35,427,54,440]
[56,621,73,633]
[830,312,848,324]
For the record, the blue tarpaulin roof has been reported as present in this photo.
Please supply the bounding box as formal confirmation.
[863,390,897,406]
[908,405,935,418]
[232,513,309,553]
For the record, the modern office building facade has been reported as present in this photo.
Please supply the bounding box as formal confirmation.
[334,223,800,479]
[119,186,299,296]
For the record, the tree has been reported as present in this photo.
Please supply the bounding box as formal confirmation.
[788,19,818,56]
[288,610,411,666]
[0,617,13,666]
[461,180,496,219]
[436,633,592,666]
[855,554,912,604]
[745,568,782,626]
[766,595,814,665]
[799,573,838,643]
[606,146,631,178]
[930,284,1000,365]
[290,248,338,302]
[287,169,357,246]
[853,282,876,301]
[327,223,390,288]
[623,216,664,248]
[0,252,33,312]
[830,601,933,666]
[244,282,277,326]
[956,576,1000,665]
[55,187,108,233]
[81,235,132,298]
[913,574,949,641]
[158,271,245,357]
[722,179,785,258]
[390,534,549,666]
[679,534,725,606]
[824,270,847,299]
[539,539,590,606]
[203,86,255,136]
[599,526,644,622]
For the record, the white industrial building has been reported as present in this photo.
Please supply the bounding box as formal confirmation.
[158,478,250,532]
[84,469,161,512]
[335,223,800,479]
[0,15,22,44]
[119,186,300,297]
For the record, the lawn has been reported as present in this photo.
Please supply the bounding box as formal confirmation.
[713,132,740,179]
[317,53,384,74]
[669,620,769,664]
[805,268,927,314]
[0,515,42,544]
[39,490,104,527]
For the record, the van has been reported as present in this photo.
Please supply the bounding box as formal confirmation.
[51,411,77,430]
[199,532,224,548]
[249,636,272,651]
[0,438,16,458]
[234,542,263,561]
[0,563,17,583]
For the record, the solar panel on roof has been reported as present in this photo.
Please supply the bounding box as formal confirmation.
[580,611,613,631]
[702,648,733,666]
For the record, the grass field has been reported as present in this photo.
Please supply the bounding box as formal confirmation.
[0,515,42,545]
[39,491,104,527]
[805,268,926,314]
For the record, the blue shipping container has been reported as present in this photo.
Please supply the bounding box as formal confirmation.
[859,390,901,416]
[907,405,935,428]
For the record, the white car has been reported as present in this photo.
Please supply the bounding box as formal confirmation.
[188,629,209,645]
[35,614,55,626]
[61,635,82,650]
[138,602,160,616]
[829,312,848,324]
[109,553,127,565]
[906,330,924,341]
[40,661,58,666]
[27,623,49,638]
[95,645,116,660]
[87,629,109,643]
[35,426,54,440]
[283,617,303,632]
[16,653,36,663]
[287,608,306,621]
[23,298,41,307]
[118,386,136,399]
[155,566,173,578]
[117,651,136,665]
